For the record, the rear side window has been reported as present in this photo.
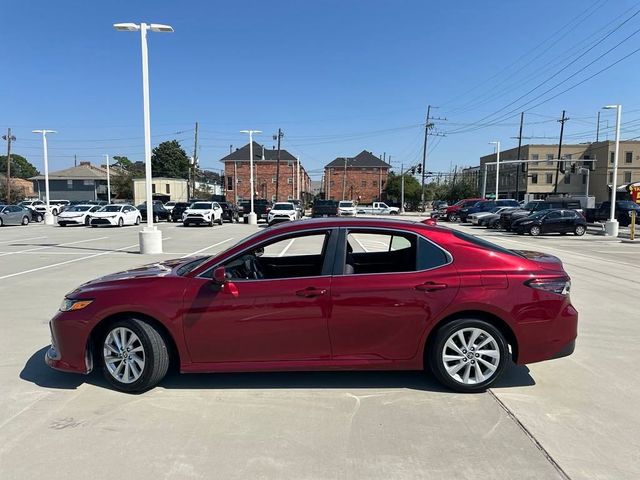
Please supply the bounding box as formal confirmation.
[418,237,450,270]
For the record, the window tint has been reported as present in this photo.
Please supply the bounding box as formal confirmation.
[418,237,450,270]
[262,234,327,257]
[562,210,578,218]
[345,231,417,274]
[546,211,562,219]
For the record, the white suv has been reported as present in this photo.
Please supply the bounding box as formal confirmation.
[183,202,222,227]
[338,200,357,216]
[268,202,298,226]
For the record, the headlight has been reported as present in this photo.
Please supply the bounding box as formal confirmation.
[60,298,93,312]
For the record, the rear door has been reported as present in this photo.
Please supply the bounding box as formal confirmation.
[328,228,459,362]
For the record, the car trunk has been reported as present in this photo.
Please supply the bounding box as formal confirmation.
[511,250,565,272]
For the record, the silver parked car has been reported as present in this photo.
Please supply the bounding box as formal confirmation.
[0,205,31,226]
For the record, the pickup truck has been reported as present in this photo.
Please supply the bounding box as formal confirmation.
[311,200,338,217]
[585,201,640,226]
[239,200,272,223]
[356,202,400,215]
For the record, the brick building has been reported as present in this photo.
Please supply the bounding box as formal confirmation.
[220,142,311,203]
[323,151,391,203]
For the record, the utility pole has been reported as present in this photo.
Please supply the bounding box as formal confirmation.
[74,154,77,167]
[596,111,601,142]
[342,157,348,200]
[400,162,405,213]
[420,106,431,211]
[515,112,524,201]
[553,110,569,194]
[274,128,283,202]
[3,129,16,203]
[192,121,199,198]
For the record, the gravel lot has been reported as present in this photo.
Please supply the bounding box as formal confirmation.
[0,218,638,480]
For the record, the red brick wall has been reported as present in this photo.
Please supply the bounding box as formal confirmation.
[224,161,310,203]
[323,167,388,203]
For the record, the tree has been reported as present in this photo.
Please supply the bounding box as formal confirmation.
[0,154,39,179]
[112,155,133,170]
[200,169,221,185]
[384,172,422,208]
[151,140,190,179]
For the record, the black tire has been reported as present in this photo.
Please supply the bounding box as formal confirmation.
[22,216,29,225]
[209,218,214,227]
[60,222,67,227]
[118,217,124,227]
[0,218,3,227]
[390,210,399,215]
[153,214,159,223]
[529,225,541,236]
[244,216,248,224]
[428,318,509,393]
[574,225,586,236]
[135,216,141,225]
[85,216,91,226]
[52,208,58,216]
[99,318,170,393]
[217,217,223,225]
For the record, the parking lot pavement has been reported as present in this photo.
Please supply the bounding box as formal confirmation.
[0,218,637,479]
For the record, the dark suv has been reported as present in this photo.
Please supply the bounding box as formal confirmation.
[239,200,272,223]
[218,202,240,223]
[170,202,192,222]
[501,199,582,231]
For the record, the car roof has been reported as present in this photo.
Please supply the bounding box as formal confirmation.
[265,216,449,235]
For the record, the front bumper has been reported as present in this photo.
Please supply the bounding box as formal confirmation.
[58,217,86,225]
[184,215,211,225]
[45,313,92,374]
[90,217,117,226]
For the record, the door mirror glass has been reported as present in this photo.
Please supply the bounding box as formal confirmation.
[213,266,227,283]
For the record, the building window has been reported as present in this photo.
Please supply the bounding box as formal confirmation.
[610,152,615,164]
[272,177,276,183]
[361,180,366,187]
[165,184,170,194]
[546,154,553,164]
[330,180,335,187]
[373,180,378,187]
[271,195,276,202]
[83,180,93,186]
[227,176,233,190]
[152,184,156,194]
[287,195,293,200]
[564,174,571,184]
[287,178,293,184]
[67,179,73,189]
[531,154,539,165]
[609,172,613,182]
[625,151,633,164]
[625,171,632,183]
[546,173,553,184]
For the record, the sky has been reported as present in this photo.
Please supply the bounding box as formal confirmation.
[3,0,640,181]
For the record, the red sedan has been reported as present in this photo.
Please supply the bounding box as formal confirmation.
[46,218,577,393]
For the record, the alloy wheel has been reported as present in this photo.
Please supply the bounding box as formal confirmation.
[441,328,500,385]
[103,327,146,384]
[530,225,541,236]
[575,225,586,236]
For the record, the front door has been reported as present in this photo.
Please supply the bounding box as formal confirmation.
[541,210,563,233]
[182,230,335,363]
[329,229,459,362]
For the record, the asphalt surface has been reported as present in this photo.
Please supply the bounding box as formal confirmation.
[0,217,637,479]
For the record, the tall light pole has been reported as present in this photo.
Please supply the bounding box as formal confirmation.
[603,104,622,236]
[103,154,111,204]
[489,141,501,200]
[240,130,261,224]
[32,130,56,224]
[114,21,173,254]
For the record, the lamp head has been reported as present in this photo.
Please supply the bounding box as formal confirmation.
[149,24,174,33]
[603,105,619,110]
[113,23,141,32]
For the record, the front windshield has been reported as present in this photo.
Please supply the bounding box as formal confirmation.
[68,206,90,212]
[100,205,122,212]
[339,202,353,207]
[273,204,293,210]
[192,202,212,210]
[176,256,211,276]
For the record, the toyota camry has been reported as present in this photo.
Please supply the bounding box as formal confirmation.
[46,218,577,393]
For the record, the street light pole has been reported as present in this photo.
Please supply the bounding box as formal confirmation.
[240,130,261,224]
[103,154,111,203]
[32,130,56,224]
[603,104,622,236]
[400,162,405,214]
[114,21,173,254]
[489,141,501,200]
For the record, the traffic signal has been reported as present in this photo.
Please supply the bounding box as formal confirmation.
[410,167,416,175]
[416,165,422,174]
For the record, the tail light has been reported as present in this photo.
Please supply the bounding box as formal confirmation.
[525,277,571,295]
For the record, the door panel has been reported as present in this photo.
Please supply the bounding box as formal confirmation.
[182,277,332,363]
[329,268,459,361]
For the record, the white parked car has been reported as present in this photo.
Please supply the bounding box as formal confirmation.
[164,201,176,213]
[338,200,357,216]
[90,204,141,227]
[268,202,298,226]
[57,204,102,226]
[183,201,222,226]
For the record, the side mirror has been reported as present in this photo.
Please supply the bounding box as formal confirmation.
[213,266,227,284]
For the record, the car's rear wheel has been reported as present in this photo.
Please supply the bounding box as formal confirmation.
[118,217,124,227]
[429,319,508,393]
[100,318,169,393]
[85,216,91,226]
[135,216,141,225]
[529,225,541,236]
[575,225,586,236]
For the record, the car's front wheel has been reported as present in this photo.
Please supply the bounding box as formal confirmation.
[118,217,124,227]
[22,216,29,225]
[428,319,508,393]
[575,225,586,236]
[100,318,169,393]
[529,225,541,236]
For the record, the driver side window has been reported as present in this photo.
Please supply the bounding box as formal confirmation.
[223,231,330,281]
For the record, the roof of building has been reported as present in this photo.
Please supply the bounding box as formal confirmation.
[220,142,297,163]
[325,150,391,169]
[30,162,107,181]
[0,174,34,187]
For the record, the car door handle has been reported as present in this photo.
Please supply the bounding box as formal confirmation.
[295,287,327,298]
[415,282,448,292]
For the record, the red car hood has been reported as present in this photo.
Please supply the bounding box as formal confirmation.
[79,257,202,287]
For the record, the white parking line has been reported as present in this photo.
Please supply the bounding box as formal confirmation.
[0,236,109,257]
[182,238,234,257]
[0,235,47,245]
[0,242,140,280]
[278,239,296,257]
